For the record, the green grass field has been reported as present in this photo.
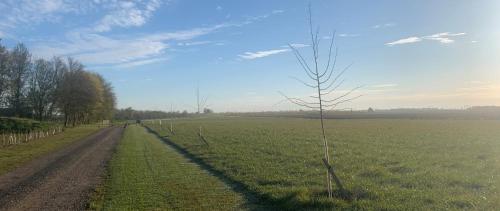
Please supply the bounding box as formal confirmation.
[92,125,248,210]
[144,117,500,210]
[0,126,101,175]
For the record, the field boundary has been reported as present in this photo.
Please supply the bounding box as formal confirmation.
[143,125,280,210]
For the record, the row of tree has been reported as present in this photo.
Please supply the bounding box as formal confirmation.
[114,107,189,120]
[0,42,116,126]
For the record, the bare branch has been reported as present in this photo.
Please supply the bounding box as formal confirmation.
[289,45,317,80]
[289,76,318,88]
[319,32,336,78]
[323,95,363,108]
[309,94,320,99]
[320,62,352,90]
[320,49,338,83]
[278,91,320,109]
[321,78,345,96]
[322,85,364,103]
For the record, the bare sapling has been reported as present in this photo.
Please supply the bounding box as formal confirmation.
[280,5,362,198]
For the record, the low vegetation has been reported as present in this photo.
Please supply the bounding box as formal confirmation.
[145,117,500,210]
[91,125,246,210]
[0,117,56,132]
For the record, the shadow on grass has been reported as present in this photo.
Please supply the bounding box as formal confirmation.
[143,125,356,210]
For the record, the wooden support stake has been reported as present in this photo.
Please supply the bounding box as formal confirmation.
[198,126,209,146]
[322,158,346,196]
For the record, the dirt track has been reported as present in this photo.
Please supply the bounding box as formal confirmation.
[0,126,123,211]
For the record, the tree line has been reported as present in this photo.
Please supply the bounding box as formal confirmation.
[114,107,189,120]
[0,41,116,126]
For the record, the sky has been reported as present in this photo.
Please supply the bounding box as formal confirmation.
[0,0,499,112]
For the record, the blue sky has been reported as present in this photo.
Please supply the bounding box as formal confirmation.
[1,0,499,112]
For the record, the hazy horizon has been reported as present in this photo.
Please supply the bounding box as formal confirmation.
[1,0,499,112]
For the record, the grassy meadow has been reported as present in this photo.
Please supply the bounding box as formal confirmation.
[143,117,500,210]
[91,125,248,210]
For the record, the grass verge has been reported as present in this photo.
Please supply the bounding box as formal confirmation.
[91,124,245,210]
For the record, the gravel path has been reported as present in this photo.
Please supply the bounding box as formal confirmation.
[0,126,124,211]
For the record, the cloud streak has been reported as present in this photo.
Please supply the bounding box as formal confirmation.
[386,37,422,46]
[386,32,466,46]
[241,43,309,60]
[239,49,290,60]
[372,23,396,29]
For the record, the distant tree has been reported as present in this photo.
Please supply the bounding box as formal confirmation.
[7,43,31,117]
[203,108,213,114]
[280,5,362,198]
[114,107,189,120]
[368,107,374,112]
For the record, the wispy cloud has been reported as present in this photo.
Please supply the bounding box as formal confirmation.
[177,41,213,46]
[385,37,422,46]
[422,32,466,44]
[0,0,162,33]
[241,42,307,60]
[31,8,283,68]
[372,23,396,29]
[0,0,74,31]
[111,57,167,69]
[281,43,309,48]
[338,33,360,38]
[386,32,466,46]
[239,49,290,60]
[93,0,162,32]
[32,32,168,65]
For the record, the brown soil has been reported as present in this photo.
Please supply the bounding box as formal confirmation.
[0,126,124,211]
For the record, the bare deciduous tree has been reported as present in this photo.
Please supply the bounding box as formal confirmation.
[7,43,31,117]
[0,40,9,105]
[28,59,58,120]
[280,5,362,198]
[196,83,208,114]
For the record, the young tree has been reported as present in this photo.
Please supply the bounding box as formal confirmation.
[196,83,208,114]
[7,43,31,117]
[280,5,362,198]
